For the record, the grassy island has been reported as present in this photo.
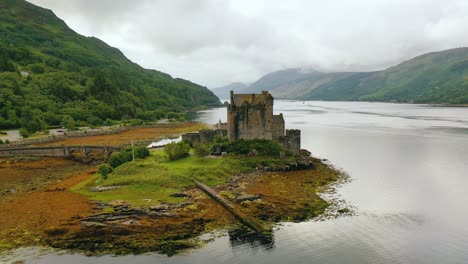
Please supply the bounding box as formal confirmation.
[0,123,346,256]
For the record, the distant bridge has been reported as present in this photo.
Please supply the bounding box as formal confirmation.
[0,145,122,162]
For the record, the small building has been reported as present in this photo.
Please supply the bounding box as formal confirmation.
[20,71,29,77]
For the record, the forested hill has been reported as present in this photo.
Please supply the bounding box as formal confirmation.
[0,0,221,133]
[241,48,468,104]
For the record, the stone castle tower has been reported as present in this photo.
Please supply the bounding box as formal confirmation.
[228,91,285,142]
[227,91,300,154]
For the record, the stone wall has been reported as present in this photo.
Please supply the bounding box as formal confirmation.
[278,129,301,155]
[0,146,122,162]
[182,129,228,147]
[182,133,201,147]
[199,129,214,144]
[272,114,285,140]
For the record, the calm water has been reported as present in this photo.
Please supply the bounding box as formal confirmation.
[4,101,468,264]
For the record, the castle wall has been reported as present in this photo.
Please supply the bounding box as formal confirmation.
[182,129,228,147]
[182,133,201,147]
[279,129,301,155]
[272,114,285,140]
[199,129,214,144]
[228,91,274,142]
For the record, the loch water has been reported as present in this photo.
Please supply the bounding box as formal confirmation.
[5,101,468,264]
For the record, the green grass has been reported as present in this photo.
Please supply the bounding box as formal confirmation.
[72,150,247,207]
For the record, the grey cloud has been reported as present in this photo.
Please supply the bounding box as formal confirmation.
[28,0,468,88]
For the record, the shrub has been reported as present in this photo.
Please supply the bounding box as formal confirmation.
[5,139,9,144]
[98,164,113,180]
[0,139,3,144]
[109,151,132,168]
[109,146,150,168]
[194,143,211,157]
[19,128,30,138]
[213,134,228,144]
[164,141,190,160]
[135,146,150,159]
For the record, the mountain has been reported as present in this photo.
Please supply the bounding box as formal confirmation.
[0,0,221,133]
[248,48,468,104]
[210,82,249,100]
[243,68,325,95]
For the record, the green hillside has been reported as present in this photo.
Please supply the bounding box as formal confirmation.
[246,48,468,104]
[0,0,221,133]
[305,47,468,103]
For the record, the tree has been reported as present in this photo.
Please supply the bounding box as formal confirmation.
[30,64,45,74]
[0,49,15,72]
[20,107,46,134]
[98,164,112,180]
[164,141,190,160]
[167,112,184,121]
[61,115,75,131]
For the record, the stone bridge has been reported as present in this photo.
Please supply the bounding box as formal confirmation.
[0,146,123,163]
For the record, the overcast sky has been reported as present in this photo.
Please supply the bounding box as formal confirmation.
[28,0,468,88]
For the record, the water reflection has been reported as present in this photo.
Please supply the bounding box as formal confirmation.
[228,228,275,252]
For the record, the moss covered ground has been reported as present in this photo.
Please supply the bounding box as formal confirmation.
[72,150,246,206]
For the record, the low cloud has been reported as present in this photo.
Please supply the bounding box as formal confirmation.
[29,0,468,88]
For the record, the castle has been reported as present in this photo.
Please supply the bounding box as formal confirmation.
[183,91,301,155]
[227,91,283,141]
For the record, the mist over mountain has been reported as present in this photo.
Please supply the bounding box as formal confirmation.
[234,48,468,104]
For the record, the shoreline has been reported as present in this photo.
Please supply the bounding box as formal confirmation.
[0,123,351,256]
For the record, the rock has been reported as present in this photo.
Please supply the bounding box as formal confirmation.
[172,202,192,208]
[149,204,170,211]
[235,194,262,203]
[112,205,130,211]
[107,200,129,206]
[121,220,140,225]
[300,149,311,157]
[90,185,121,192]
[103,215,131,221]
[81,221,107,228]
[170,193,189,198]
[158,211,178,217]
